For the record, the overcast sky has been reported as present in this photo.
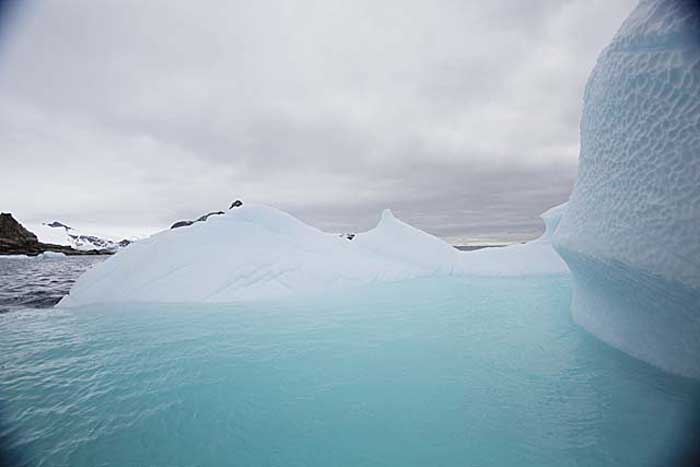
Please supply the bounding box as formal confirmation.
[0,0,636,242]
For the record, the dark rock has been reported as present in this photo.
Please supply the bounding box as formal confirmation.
[229,200,243,209]
[195,211,225,222]
[171,209,227,230]
[0,213,38,244]
[339,233,356,241]
[171,220,195,230]
[45,221,71,229]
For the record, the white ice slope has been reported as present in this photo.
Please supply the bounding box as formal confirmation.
[353,209,463,276]
[553,0,700,378]
[462,203,568,276]
[59,204,567,307]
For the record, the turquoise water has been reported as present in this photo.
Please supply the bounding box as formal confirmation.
[0,276,698,466]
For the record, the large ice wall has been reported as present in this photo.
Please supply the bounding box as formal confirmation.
[553,0,700,378]
[59,204,567,307]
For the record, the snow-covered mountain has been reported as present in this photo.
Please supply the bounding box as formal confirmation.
[29,221,132,252]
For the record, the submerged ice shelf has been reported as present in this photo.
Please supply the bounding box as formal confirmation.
[58,204,567,307]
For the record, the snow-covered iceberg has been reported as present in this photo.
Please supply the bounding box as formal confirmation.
[35,251,67,259]
[353,209,463,276]
[58,204,566,307]
[459,203,568,276]
[553,0,700,378]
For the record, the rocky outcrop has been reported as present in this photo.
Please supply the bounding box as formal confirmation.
[0,212,38,245]
[0,213,107,256]
[171,206,240,230]
[171,220,195,229]
[170,199,244,229]
[171,211,225,229]
[197,211,225,222]
[45,221,71,229]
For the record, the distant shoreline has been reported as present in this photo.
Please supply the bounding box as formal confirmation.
[0,213,113,257]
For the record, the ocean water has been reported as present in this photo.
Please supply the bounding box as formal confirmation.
[0,256,105,313]
[0,273,698,466]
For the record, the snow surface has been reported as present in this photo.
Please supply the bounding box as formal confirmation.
[352,209,463,276]
[58,204,567,307]
[28,223,71,247]
[24,220,134,252]
[553,0,700,378]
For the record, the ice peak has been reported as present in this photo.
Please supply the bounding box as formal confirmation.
[371,209,403,231]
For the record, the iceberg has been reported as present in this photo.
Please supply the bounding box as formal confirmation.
[353,209,463,276]
[58,204,566,307]
[459,203,568,276]
[35,251,67,259]
[553,0,700,378]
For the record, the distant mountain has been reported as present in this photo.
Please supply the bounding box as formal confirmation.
[33,221,132,253]
[0,213,106,256]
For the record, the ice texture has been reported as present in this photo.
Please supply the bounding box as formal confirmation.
[553,0,700,378]
[58,204,566,307]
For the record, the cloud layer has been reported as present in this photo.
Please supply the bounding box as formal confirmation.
[0,0,636,241]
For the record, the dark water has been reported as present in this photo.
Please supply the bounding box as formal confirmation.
[0,256,106,313]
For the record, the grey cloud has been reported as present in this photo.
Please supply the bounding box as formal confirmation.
[0,0,636,241]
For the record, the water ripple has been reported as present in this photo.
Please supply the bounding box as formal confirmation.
[0,272,698,466]
[0,256,105,312]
